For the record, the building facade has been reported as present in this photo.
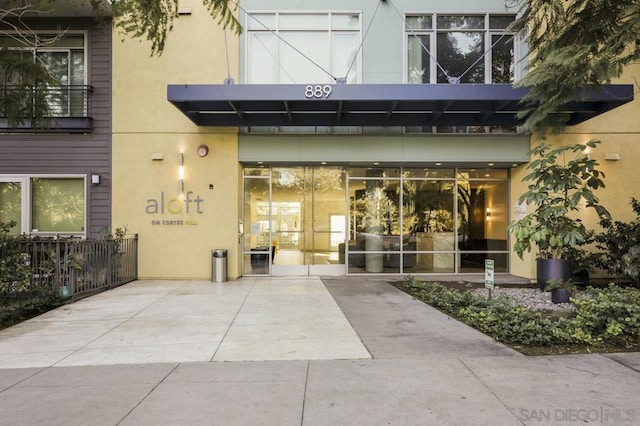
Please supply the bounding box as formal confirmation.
[5,1,636,281]
[0,4,112,239]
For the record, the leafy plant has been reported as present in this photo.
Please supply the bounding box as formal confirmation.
[569,285,640,345]
[401,278,640,348]
[594,198,640,284]
[0,221,31,295]
[508,140,610,260]
[544,279,577,293]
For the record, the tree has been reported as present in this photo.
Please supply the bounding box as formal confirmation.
[511,0,640,133]
[1,0,240,125]
[110,0,240,56]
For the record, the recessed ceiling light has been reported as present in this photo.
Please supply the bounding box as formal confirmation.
[373,162,379,166]
[435,162,442,166]
[488,163,494,166]
[257,161,263,164]
[321,161,327,165]
[485,174,491,177]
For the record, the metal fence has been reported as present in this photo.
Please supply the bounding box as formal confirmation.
[17,235,138,300]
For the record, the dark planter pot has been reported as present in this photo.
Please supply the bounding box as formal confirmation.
[572,270,590,287]
[551,288,571,304]
[537,258,572,290]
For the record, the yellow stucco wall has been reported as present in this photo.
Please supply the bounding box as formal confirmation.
[112,2,241,279]
[509,64,640,279]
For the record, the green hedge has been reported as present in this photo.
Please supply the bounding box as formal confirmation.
[0,292,63,329]
[403,279,640,347]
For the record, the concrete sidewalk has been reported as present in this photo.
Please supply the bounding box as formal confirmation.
[0,277,369,367]
[0,277,639,425]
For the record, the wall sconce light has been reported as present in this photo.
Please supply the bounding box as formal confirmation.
[486,208,491,220]
[178,153,184,193]
[91,174,100,185]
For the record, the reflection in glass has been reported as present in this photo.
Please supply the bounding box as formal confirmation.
[31,178,84,232]
[460,253,508,273]
[437,32,484,83]
[457,180,508,257]
[243,177,270,273]
[406,15,432,30]
[0,182,22,235]
[332,34,359,84]
[437,15,485,30]
[407,35,430,84]
[247,166,510,275]
[407,179,456,273]
[279,33,328,84]
[492,35,514,84]
[489,15,516,29]
[243,167,348,274]
[312,167,346,264]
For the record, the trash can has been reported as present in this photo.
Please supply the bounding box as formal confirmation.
[212,249,228,282]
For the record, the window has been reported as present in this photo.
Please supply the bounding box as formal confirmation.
[346,167,509,273]
[405,14,517,134]
[0,33,87,117]
[245,12,361,134]
[247,12,360,84]
[0,180,22,236]
[0,176,86,235]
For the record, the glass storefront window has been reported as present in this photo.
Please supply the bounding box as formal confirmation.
[457,179,509,266]
[31,178,84,233]
[347,167,508,274]
[348,167,401,178]
[402,168,455,179]
[457,169,508,179]
[245,166,509,275]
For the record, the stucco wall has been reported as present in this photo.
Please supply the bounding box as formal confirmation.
[112,1,241,279]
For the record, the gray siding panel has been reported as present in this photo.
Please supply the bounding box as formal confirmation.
[0,18,112,237]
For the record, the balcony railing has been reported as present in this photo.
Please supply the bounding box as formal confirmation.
[0,84,94,133]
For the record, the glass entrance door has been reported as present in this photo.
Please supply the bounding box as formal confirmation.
[242,166,346,276]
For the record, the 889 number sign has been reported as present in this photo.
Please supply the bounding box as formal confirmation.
[304,85,332,99]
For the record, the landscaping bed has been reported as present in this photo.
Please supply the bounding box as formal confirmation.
[392,278,640,356]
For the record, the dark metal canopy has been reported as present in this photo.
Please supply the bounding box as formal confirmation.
[167,83,634,127]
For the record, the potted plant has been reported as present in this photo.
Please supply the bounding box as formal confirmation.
[544,279,577,304]
[508,140,610,290]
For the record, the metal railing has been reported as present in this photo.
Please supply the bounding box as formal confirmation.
[17,235,138,299]
[0,84,93,132]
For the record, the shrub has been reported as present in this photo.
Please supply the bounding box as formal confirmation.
[401,278,640,348]
[0,221,63,329]
[569,285,640,345]
[0,221,31,295]
[595,198,640,285]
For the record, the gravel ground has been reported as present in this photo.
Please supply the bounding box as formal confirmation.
[472,286,576,312]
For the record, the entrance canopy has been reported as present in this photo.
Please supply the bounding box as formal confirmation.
[167,83,634,128]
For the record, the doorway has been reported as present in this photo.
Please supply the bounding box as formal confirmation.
[242,166,347,276]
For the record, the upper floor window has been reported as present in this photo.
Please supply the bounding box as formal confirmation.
[246,12,361,84]
[405,14,517,134]
[406,14,516,85]
[0,33,87,118]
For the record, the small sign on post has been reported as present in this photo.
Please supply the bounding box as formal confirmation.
[485,259,495,299]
